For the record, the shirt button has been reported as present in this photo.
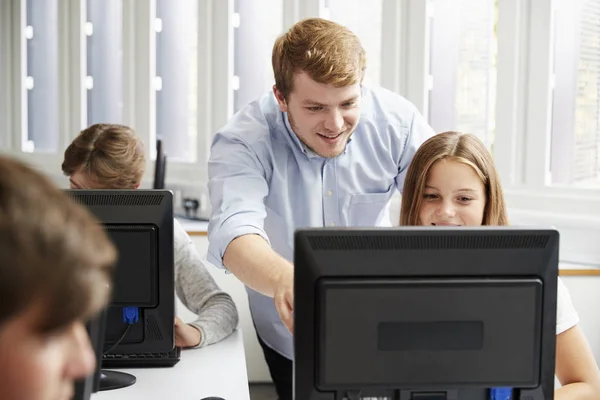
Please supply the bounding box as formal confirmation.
[327,190,333,196]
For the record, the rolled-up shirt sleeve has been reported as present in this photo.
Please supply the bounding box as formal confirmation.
[207,131,271,270]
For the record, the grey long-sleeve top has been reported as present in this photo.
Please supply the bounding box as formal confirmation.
[173,219,238,347]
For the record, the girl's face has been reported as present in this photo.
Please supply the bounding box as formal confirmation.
[418,159,487,227]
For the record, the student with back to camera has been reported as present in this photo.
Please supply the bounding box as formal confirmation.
[62,123,238,349]
[0,155,117,400]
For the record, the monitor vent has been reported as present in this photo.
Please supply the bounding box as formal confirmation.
[308,234,550,251]
[69,193,164,206]
[145,315,163,340]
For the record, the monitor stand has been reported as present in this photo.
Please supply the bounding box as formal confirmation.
[98,369,136,391]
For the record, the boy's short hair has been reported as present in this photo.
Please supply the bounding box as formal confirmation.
[0,155,116,332]
[62,123,145,189]
[272,18,366,99]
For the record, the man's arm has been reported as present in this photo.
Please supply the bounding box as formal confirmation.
[207,131,294,332]
[224,234,294,332]
[223,234,292,298]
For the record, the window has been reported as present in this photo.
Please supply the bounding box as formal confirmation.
[24,0,59,153]
[550,0,600,188]
[428,0,497,149]
[86,0,123,126]
[155,0,198,163]
[233,0,283,113]
[322,0,383,86]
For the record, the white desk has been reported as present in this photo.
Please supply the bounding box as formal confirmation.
[93,330,250,400]
[177,218,209,236]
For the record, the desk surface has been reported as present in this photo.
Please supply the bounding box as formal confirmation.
[177,218,208,236]
[92,330,249,400]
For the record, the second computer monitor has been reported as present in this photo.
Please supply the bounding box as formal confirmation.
[294,227,559,400]
[153,139,167,190]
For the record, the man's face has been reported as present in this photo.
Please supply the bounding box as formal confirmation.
[274,72,362,158]
[0,303,96,400]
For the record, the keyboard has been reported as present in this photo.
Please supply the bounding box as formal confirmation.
[101,346,181,368]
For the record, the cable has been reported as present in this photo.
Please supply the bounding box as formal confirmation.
[103,324,131,355]
[102,306,139,355]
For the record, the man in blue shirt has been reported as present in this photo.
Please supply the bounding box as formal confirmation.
[208,18,434,400]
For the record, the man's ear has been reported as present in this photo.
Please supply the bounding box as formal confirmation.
[272,85,288,112]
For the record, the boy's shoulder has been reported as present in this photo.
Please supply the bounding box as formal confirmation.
[360,85,420,132]
[214,92,281,151]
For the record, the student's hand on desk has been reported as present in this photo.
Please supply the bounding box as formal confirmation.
[274,267,294,334]
[174,317,202,348]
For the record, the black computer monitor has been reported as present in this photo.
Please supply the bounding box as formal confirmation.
[294,227,559,400]
[153,139,167,189]
[66,189,175,391]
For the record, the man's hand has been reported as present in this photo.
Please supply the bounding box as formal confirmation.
[273,267,294,334]
[174,316,202,348]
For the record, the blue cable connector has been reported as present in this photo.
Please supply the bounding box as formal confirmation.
[490,387,513,400]
[122,307,139,324]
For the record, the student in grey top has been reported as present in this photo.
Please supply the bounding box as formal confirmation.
[62,123,238,348]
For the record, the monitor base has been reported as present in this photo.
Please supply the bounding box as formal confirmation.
[98,369,136,391]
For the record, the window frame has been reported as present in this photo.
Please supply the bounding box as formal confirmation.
[382,0,600,267]
[488,0,600,266]
[0,0,12,150]
[1,0,598,266]
[0,0,235,188]
[494,0,600,198]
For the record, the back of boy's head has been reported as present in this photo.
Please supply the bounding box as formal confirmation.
[401,131,508,226]
[62,123,145,189]
[272,17,366,99]
[0,156,116,332]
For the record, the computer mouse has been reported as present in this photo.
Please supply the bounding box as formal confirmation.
[200,397,225,400]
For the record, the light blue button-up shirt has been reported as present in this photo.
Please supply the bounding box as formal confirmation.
[207,85,434,360]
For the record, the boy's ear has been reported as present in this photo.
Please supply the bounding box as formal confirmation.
[272,85,288,113]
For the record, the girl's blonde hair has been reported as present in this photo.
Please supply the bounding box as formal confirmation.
[400,131,508,226]
[62,124,145,189]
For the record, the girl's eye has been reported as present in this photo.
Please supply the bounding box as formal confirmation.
[458,197,472,202]
[423,193,438,200]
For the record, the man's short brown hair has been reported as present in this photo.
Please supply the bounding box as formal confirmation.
[62,123,145,189]
[272,18,366,99]
[0,156,116,332]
